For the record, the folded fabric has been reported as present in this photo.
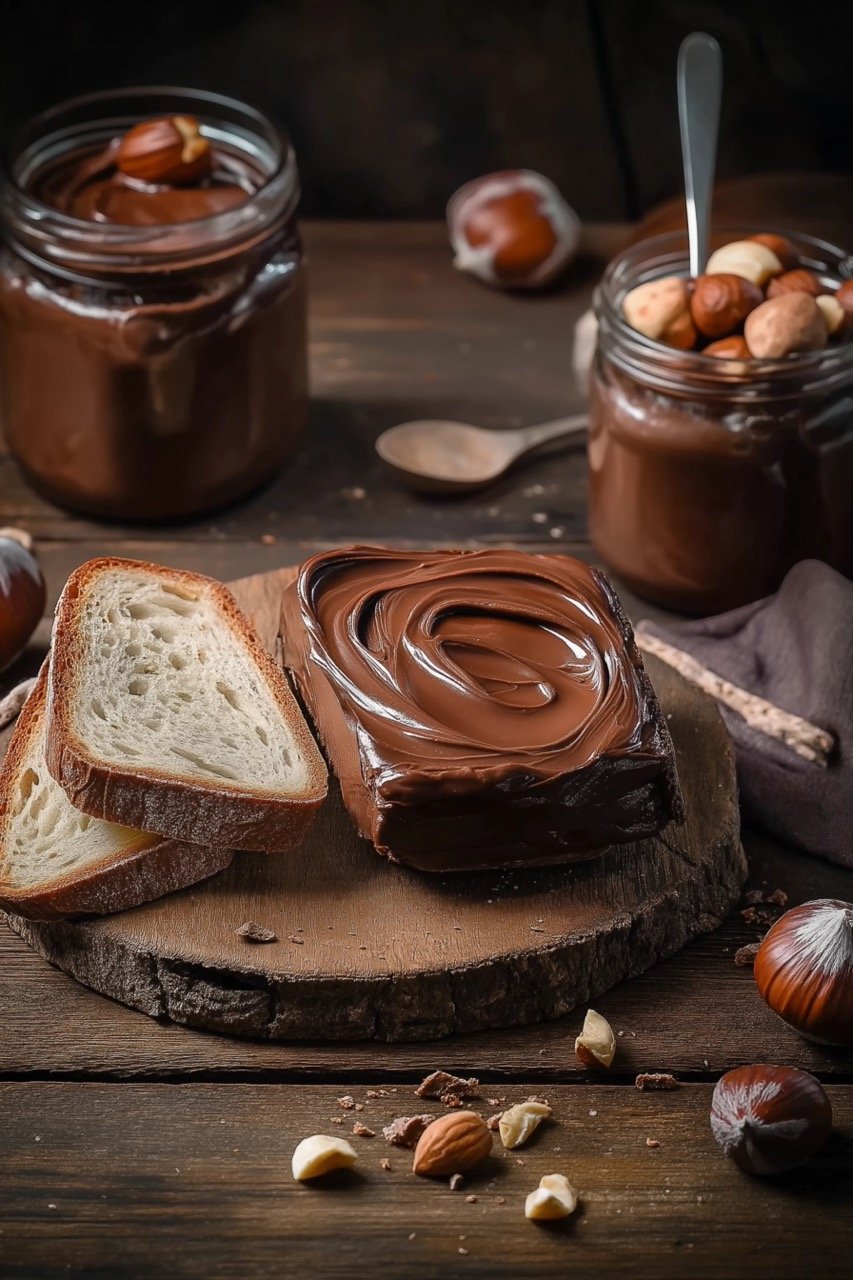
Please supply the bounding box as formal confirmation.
[638,560,851,866]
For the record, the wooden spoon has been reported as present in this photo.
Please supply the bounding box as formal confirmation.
[375,414,587,495]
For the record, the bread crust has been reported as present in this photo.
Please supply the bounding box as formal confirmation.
[45,558,328,854]
[0,668,233,920]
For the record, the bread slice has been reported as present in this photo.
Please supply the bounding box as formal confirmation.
[0,667,233,919]
[46,559,328,852]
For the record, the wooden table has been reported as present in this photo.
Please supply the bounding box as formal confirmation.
[2,218,851,1280]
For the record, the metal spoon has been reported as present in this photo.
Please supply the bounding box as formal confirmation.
[677,32,723,277]
[375,414,587,495]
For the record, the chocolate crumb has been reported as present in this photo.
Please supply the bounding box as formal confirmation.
[235,921,277,944]
[768,888,788,906]
[441,1093,463,1108]
[635,1073,680,1092]
[486,1112,504,1131]
[415,1070,480,1100]
[366,1089,392,1099]
[330,1116,344,1125]
[337,1095,356,1110]
[352,1121,375,1138]
[382,1114,436,1148]
[734,942,761,967]
[449,1174,464,1191]
[288,936,304,945]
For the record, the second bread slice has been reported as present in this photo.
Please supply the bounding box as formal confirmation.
[46,558,327,852]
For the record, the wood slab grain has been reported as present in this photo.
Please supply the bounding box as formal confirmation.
[3,566,744,1042]
[3,1081,851,1280]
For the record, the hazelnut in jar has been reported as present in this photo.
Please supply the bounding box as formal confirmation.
[588,230,853,613]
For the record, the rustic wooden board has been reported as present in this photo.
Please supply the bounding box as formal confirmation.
[3,1081,851,1280]
[3,566,744,1042]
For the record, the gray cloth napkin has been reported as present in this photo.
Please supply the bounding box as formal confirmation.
[640,560,851,866]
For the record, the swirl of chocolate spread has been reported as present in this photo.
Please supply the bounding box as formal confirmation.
[283,547,682,871]
[301,547,648,772]
[33,138,258,226]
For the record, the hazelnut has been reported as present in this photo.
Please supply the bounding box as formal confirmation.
[574,1008,616,1068]
[524,1173,578,1221]
[0,529,46,673]
[754,899,853,1046]
[743,292,827,359]
[766,268,824,299]
[710,1065,832,1175]
[291,1134,358,1181]
[703,335,752,360]
[622,276,691,343]
[690,273,762,338]
[748,233,798,271]
[835,279,853,322]
[706,240,783,286]
[116,115,212,185]
[447,170,580,289]
[816,294,846,336]
[661,308,698,351]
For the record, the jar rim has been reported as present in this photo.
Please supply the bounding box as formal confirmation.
[595,227,853,399]
[1,86,300,277]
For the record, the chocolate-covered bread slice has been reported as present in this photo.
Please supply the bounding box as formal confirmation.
[283,547,683,872]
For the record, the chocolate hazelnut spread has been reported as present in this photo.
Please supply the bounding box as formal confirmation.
[283,547,682,872]
[0,89,308,520]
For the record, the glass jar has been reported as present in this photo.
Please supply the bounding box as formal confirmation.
[589,230,853,614]
[0,88,308,520]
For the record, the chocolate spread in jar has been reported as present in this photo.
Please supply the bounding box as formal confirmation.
[282,547,683,872]
[0,102,308,521]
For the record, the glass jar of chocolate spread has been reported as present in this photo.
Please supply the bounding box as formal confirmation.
[0,88,308,520]
[589,231,853,614]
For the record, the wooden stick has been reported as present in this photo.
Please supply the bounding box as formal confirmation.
[636,629,834,767]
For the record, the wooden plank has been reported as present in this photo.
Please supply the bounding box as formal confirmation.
[1,828,850,1080]
[2,1081,850,1279]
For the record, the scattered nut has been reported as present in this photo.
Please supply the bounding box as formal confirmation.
[415,1071,480,1100]
[382,1115,436,1148]
[635,1073,680,1091]
[380,1158,392,1171]
[412,1110,492,1178]
[291,1135,358,1181]
[706,239,783,286]
[710,1065,832,1175]
[748,233,798,270]
[690,273,762,338]
[465,1194,478,1204]
[766,268,823,299]
[449,1173,465,1191]
[235,921,278,944]
[817,293,846,335]
[734,942,761,967]
[744,293,827,359]
[575,1008,616,1068]
[703,335,752,360]
[498,1101,552,1150]
[337,1095,356,1110]
[524,1173,578,1221]
[646,1137,661,1149]
[622,276,692,344]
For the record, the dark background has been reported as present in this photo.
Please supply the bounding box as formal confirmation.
[3,0,853,220]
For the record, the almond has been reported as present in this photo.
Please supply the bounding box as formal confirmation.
[411,1109,492,1177]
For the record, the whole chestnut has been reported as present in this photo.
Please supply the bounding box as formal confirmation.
[710,1065,832,1175]
[690,273,762,338]
[754,899,853,1045]
[0,528,46,673]
[766,268,824,299]
[447,170,580,290]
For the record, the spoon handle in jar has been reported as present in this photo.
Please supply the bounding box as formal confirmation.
[677,32,723,278]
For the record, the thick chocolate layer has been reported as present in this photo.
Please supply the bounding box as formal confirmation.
[283,547,683,872]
